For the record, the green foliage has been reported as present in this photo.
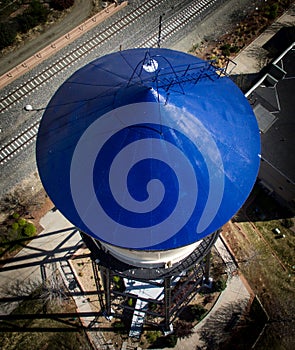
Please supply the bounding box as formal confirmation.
[113,275,120,283]
[220,43,240,57]
[220,43,231,57]
[149,302,157,311]
[17,0,49,33]
[174,320,194,339]
[0,0,76,49]
[282,218,293,229]
[264,3,279,20]
[24,223,36,236]
[148,333,178,348]
[213,278,227,292]
[230,45,239,53]
[3,214,37,246]
[11,222,19,231]
[51,0,74,10]
[145,330,161,343]
[0,22,17,50]
[179,303,206,322]
[190,304,206,320]
[127,297,134,307]
[165,334,177,347]
[18,218,26,226]
[12,212,20,219]
[113,320,127,334]
[113,275,124,290]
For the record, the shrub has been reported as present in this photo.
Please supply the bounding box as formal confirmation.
[11,222,19,231]
[24,222,36,236]
[149,302,157,311]
[12,213,20,219]
[174,320,193,339]
[264,3,279,20]
[179,304,206,322]
[213,278,227,292]
[220,43,231,57]
[0,22,17,50]
[282,218,293,229]
[51,0,75,10]
[17,0,49,33]
[127,297,134,307]
[18,218,26,226]
[29,0,49,22]
[165,334,177,347]
[190,304,206,320]
[230,45,240,53]
[113,321,127,334]
[113,275,120,283]
[146,330,161,343]
[149,333,178,348]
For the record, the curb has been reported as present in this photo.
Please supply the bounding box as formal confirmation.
[0,1,128,90]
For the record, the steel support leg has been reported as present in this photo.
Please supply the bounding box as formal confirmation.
[101,266,112,315]
[164,276,172,332]
[204,249,211,285]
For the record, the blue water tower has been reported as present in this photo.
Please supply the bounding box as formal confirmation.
[36,48,260,332]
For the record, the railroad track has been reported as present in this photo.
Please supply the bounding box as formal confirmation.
[139,0,219,48]
[0,0,218,165]
[0,0,163,114]
[0,118,40,165]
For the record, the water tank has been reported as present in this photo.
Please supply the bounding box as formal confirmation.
[36,48,260,267]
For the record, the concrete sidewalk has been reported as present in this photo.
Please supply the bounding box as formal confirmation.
[0,209,114,348]
[227,8,295,74]
[0,208,253,349]
[0,2,128,90]
[0,210,82,314]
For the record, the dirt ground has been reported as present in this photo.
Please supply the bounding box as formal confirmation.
[221,197,295,349]
[0,172,53,229]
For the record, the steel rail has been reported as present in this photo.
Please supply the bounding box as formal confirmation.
[0,0,163,114]
[0,118,40,165]
[0,0,218,165]
[139,0,219,48]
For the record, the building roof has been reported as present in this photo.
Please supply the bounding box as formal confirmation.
[246,42,295,183]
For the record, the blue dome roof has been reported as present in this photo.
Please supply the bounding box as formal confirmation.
[36,48,260,250]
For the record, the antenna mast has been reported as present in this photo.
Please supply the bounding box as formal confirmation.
[157,15,163,48]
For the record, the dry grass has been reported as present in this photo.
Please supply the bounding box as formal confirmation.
[222,188,295,349]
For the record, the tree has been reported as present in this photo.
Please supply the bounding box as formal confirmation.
[174,320,194,339]
[179,304,206,322]
[213,278,227,292]
[17,0,49,33]
[51,0,75,10]
[0,22,17,50]
[265,3,279,20]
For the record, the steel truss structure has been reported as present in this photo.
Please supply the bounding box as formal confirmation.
[81,230,220,331]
